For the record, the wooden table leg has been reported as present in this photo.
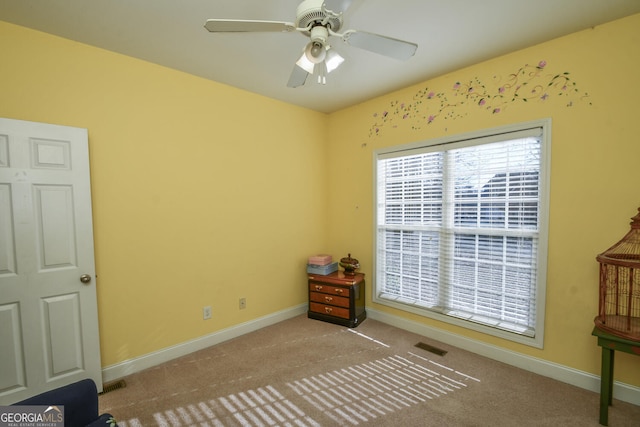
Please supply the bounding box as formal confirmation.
[599,346,614,426]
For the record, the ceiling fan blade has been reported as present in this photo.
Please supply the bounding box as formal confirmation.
[323,0,353,13]
[204,19,295,33]
[343,30,417,60]
[287,64,309,88]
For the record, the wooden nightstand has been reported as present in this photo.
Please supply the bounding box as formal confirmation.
[307,271,366,328]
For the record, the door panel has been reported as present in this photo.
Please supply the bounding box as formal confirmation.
[0,183,16,275]
[35,185,76,269]
[42,293,84,379]
[0,118,101,404]
[31,138,71,170]
[0,135,7,166]
[0,303,26,392]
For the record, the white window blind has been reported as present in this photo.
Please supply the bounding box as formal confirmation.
[375,124,549,345]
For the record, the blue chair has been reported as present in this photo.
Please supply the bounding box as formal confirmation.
[13,379,117,427]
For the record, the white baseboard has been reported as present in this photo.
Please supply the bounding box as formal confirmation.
[102,304,307,383]
[366,307,640,406]
[102,303,639,406]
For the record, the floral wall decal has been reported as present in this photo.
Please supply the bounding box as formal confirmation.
[369,60,591,137]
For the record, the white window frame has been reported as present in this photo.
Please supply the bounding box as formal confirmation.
[373,119,551,348]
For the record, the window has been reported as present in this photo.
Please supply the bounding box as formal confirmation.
[374,121,550,347]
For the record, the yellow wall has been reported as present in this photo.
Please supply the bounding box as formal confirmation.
[327,13,640,387]
[2,13,640,389]
[0,21,329,366]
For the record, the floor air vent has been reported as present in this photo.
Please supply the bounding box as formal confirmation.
[99,379,126,395]
[415,342,448,356]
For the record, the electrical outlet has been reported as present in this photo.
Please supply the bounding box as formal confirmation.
[239,298,246,310]
[203,306,212,320]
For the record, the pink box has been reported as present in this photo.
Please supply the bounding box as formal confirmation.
[308,254,332,266]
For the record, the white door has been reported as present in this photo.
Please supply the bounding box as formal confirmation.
[0,118,102,404]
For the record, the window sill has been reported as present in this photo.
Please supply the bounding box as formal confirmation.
[375,292,544,349]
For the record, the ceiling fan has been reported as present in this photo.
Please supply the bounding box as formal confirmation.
[204,0,418,87]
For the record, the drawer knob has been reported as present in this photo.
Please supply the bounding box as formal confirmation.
[315,285,323,291]
[325,296,333,302]
[335,288,343,294]
[324,307,333,313]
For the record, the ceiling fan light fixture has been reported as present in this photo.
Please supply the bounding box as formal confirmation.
[304,40,327,63]
[295,51,316,74]
[325,48,344,73]
[296,44,344,84]
[296,38,326,73]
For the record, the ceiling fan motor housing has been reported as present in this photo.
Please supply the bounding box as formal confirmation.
[296,0,343,33]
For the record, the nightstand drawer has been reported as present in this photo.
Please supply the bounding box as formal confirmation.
[307,271,366,328]
[309,302,350,319]
[309,292,350,308]
[309,283,351,297]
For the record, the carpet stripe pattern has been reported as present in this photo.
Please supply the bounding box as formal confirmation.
[114,349,480,426]
[285,353,479,425]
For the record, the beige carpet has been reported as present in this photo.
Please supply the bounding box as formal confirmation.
[99,315,640,426]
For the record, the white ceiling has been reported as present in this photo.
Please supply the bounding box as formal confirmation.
[2,0,639,113]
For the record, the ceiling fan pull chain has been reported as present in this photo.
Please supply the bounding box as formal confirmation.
[317,62,328,85]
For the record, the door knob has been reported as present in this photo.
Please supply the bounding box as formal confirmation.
[80,274,92,284]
